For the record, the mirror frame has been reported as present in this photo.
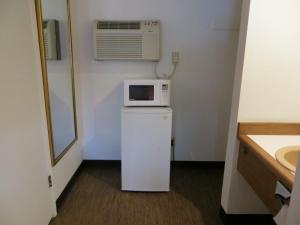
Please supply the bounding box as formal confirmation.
[35,0,78,166]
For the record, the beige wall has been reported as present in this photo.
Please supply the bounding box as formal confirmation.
[222,0,300,216]
[0,1,83,224]
[0,1,56,224]
[238,0,300,122]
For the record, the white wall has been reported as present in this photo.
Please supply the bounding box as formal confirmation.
[51,144,82,200]
[73,0,242,161]
[222,0,300,214]
[29,0,83,202]
[49,0,84,200]
[0,1,56,224]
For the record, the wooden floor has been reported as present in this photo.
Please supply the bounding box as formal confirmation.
[50,163,224,225]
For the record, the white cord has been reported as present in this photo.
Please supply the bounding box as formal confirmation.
[154,62,177,79]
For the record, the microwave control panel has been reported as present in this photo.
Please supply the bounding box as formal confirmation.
[160,82,170,106]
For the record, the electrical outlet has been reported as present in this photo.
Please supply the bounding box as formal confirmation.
[172,51,179,64]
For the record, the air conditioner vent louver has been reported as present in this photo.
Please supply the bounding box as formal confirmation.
[95,34,142,59]
[94,20,160,61]
[96,21,140,30]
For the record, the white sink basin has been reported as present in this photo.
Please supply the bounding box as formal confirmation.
[276,146,300,173]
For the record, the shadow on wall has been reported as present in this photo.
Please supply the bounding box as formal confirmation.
[84,83,123,159]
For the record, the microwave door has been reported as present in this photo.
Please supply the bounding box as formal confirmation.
[128,85,159,106]
[129,85,154,101]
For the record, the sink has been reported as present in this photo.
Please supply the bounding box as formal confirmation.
[276,146,300,173]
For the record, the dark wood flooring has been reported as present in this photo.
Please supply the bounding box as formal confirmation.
[50,163,224,225]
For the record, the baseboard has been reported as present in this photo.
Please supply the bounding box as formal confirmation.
[219,207,276,225]
[171,161,225,168]
[56,161,84,209]
[82,160,225,168]
[82,160,121,166]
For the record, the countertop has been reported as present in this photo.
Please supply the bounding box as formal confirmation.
[247,135,300,160]
[238,123,300,193]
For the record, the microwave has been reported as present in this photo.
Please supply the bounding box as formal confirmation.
[124,79,170,106]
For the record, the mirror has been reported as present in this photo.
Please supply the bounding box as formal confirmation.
[35,0,77,166]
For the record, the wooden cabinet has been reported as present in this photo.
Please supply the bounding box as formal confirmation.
[236,123,297,216]
[237,144,281,215]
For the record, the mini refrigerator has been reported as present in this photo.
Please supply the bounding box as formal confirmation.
[121,107,172,192]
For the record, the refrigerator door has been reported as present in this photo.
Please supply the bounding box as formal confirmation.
[121,107,172,191]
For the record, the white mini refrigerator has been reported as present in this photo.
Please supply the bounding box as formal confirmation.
[121,107,172,192]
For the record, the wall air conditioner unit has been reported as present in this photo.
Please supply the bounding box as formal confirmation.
[93,20,160,61]
[43,20,61,60]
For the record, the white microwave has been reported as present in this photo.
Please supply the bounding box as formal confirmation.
[124,79,170,106]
